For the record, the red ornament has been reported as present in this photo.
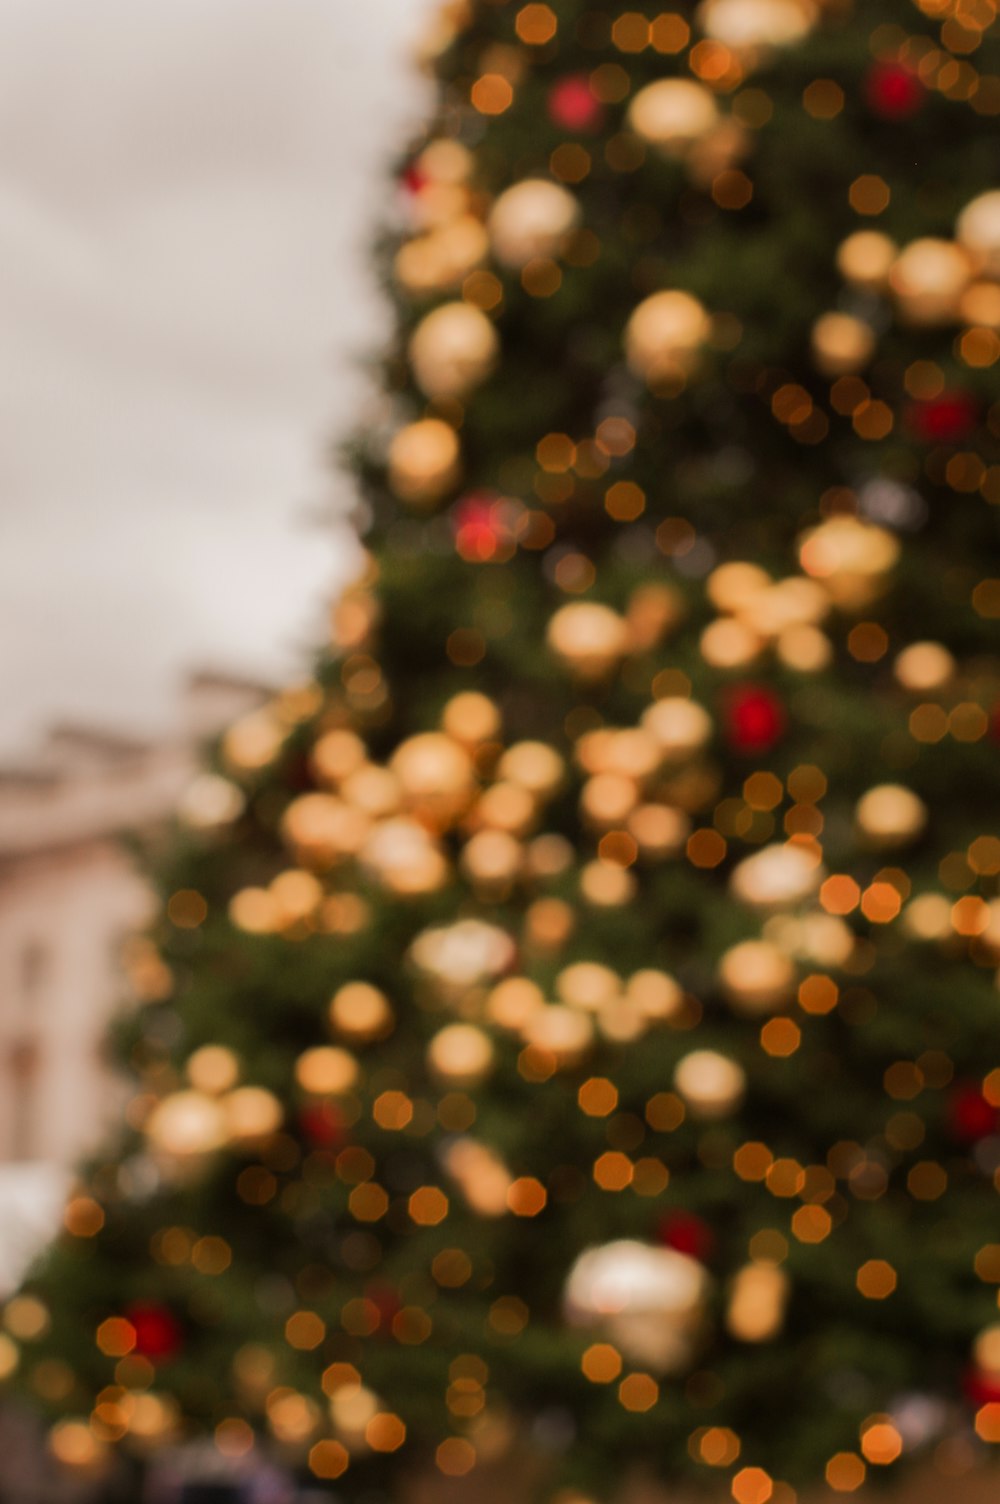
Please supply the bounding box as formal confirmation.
[126,1303,182,1363]
[453,494,513,563]
[657,1210,715,1263]
[947,1084,998,1144]
[548,75,604,133]
[907,393,979,444]
[964,1365,1000,1407]
[866,62,925,119]
[400,160,428,197]
[299,1102,346,1149]
[724,685,786,755]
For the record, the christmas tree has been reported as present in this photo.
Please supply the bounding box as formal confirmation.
[9,0,1000,1500]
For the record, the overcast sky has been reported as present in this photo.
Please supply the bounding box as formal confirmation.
[0,0,433,755]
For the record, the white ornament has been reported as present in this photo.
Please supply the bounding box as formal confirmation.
[564,1240,710,1372]
[410,919,516,996]
[730,842,824,910]
[674,1050,746,1119]
[488,179,580,269]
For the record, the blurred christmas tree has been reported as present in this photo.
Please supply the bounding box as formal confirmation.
[9,0,1000,1500]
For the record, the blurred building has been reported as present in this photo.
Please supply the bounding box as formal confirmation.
[0,672,267,1293]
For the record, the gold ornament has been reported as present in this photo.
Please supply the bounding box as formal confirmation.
[442,690,501,746]
[602,728,663,782]
[186,1045,241,1096]
[641,697,713,761]
[145,1091,229,1158]
[0,1337,18,1383]
[395,216,489,296]
[177,774,246,831]
[311,729,367,787]
[497,741,566,799]
[765,911,854,968]
[388,419,461,508]
[222,710,286,775]
[547,602,630,680]
[718,940,795,1014]
[699,0,816,47]
[228,887,280,935]
[473,782,538,837]
[707,561,772,613]
[409,301,499,400]
[625,290,712,385]
[836,230,897,290]
[341,765,402,820]
[556,961,620,1012]
[730,842,823,910]
[526,890,574,938]
[890,238,972,325]
[740,577,830,637]
[270,869,323,927]
[281,794,369,867]
[442,1138,512,1216]
[295,1046,359,1096]
[416,139,474,190]
[461,829,524,891]
[974,1323,1000,1377]
[726,1261,789,1343]
[626,969,684,1023]
[564,1240,711,1373]
[575,728,616,775]
[776,623,832,672]
[700,617,763,670]
[48,1420,108,1473]
[798,515,900,610]
[360,817,449,896]
[580,772,640,828]
[960,279,1000,328]
[524,896,576,951]
[956,190,1000,278]
[128,1393,181,1444]
[627,80,719,156]
[427,1023,496,1086]
[330,982,394,1043]
[488,179,581,269]
[674,1049,746,1118]
[224,1087,283,1145]
[855,784,927,848]
[893,641,955,693]
[390,732,476,829]
[628,803,691,860]
[486,976,545,1031]
[597,993,647,1044]
[330,1384,379,1451]
[580,861,636,907]
[522,1006,595,1067]
[902,893,952,942]
[810,311,876,376]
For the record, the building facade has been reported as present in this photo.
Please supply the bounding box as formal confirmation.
[0,674,266,1293]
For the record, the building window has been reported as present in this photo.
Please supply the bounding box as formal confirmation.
[5,940,49,1162]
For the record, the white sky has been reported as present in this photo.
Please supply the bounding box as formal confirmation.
[0,0,434,755]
